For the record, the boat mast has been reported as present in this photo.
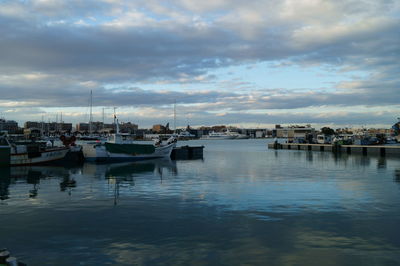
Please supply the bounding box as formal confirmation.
[102,107,105,132]
[113,107,119,134]
[174,99,176,134]
[89,90,93,135]
[41,115,44,136]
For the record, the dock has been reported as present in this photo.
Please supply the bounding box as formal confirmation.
[171,145,204,160]
[268,142,400,157]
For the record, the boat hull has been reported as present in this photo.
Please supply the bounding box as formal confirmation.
[201,136,236,140]
[0,146,11,167]
[10,147,70,166]
[82,143,176,162]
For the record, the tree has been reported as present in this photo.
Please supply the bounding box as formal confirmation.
[320,127,335,135]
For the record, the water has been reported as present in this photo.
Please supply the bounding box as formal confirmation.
[1,139,400,265]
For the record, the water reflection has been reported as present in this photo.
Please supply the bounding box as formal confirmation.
[305,150,313,162]
[102,159,177,205]
[0,168,10,200]
[272,149,381,169]
[377,157,387,169]
[394,169,400,183]
[1,140,400,265]
[0,158,177,202]
[59,176,77,195]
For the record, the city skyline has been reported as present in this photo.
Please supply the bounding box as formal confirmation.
[0,0,399,128]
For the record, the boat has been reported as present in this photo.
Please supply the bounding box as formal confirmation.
[202,131,236,140]
[316,134,332,144]
[77,134,107,142]
[226,129,249,139]
[82,117,177,162]
[177,131,195,139]
[0,134,69,166]
[385,137,398,145]
[76,90,108,143]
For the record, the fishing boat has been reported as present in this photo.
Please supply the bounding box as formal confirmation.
[82,117,177,162]
[0,135,69,166]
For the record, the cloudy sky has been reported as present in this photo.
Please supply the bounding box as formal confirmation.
[0,0,399,128]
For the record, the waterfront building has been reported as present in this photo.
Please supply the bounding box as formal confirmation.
[25,121,72,134]
[240,128,266,138]
[255,130,264,138]
[211,125,227,132]
[75,121,136,134]
[152,124,172,134]
[23,128,41,138]
[119,122,138,133]
[24,121,42,129]
[76,122,112,133]
[367,128,393,136]
[152,124,165,133]
[0,119,19,134]
[273,125,316,140]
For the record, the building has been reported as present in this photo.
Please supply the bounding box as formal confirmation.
[60,123,73,132]
[273,125,315,140]
[240,128,266,138]
[152,124,169,133]
[25,121,72,134]
[0,119,19,134]
[24,121,42,129]
[211,125,227,132]
[119,122,138,133]
[367,128,393,136]
[76,121,123,133]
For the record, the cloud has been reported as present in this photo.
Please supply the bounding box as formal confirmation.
[0,0,399,126]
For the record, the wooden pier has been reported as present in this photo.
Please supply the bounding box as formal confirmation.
[268,142,400,157]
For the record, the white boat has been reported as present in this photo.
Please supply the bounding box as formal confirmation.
[82,119,177,162]
[0,136,69,166]
[177,131,195,139]
[226,129,249,139]
[202,131,237,140]
[316,134,332,144]
[385,136,398,144]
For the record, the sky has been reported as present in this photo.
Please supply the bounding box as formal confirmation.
[0,0,399,129]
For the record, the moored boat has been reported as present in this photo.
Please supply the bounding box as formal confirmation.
[177,131,196,139]
[0,135,69,166]
[202,131,236,140]
[82,118,177,162]
[226,129,249,139]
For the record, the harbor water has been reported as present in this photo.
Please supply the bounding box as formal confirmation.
[1,139,400,265]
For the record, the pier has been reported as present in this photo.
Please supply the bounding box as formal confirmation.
[171,145,204,160]
[268,143,400,157]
